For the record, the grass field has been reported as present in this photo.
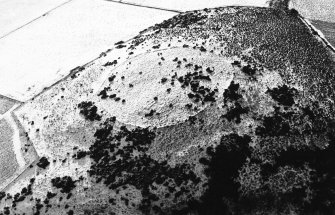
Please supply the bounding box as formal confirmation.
[0,119,18,183]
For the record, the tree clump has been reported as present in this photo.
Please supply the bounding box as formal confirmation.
[78,101,101,121]
[37,157,50,169]
[268,0,290,10]
[89,118,202,214]
[51,176,76,193]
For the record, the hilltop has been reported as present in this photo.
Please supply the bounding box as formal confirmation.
[0,6,334,215]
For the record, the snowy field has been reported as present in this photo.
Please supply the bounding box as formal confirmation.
[290,0,335,23]
[0,0,175,101]
[0,0,69,38]
[311,20,335,48]
[113,0,268,11]
[0,0,333,102]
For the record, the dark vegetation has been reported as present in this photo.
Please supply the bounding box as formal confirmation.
[222,81,248,123]
[73,150,89,159]
[205,67,214,74]
[69,66,85,79]
[88,118,202,214]
[145,109,156,117]
[108,75,116,82]
[0,178,36,213]
[115,44,126,49]
[46,192,57,199]
[199,46,207,52]
[267,85,297,106]
[289,8,299,16]
[268,0,290,10]
[269,134,335,214]
[242,85,335,214]
[37,157,50,169]
[241,65,257,76]
[0,193,5,202]
[161,77,168,83]
[223,81,242,102]
[137,4,335,105]
[78,101,101,121]
[34,199,43,215]
[12,178,35,204]
[231,60,257,77]
[250,99,335,214]
[98,87,109,99]
[103,60,117,67]
[51,176,76,194]
[85,99,334,214]
[176,134,252,214]
[114,41,124,45]
[153,12,206,29]
[225,8,335,101]
[85,72,334,214]
[168,60,218,107]
[222,102,249,123]
[231,60,241,67]
[176,90,334,214]
[255,107,291,136]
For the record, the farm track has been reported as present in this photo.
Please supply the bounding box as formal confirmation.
[3,105,26,167]
[0,96,39,192]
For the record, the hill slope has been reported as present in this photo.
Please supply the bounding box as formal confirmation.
[1,6,334,215]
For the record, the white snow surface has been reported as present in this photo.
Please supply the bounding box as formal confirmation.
[0,0,70,38]
[117,0,269,11]
[0,0,175,101]
[303,18,335,53]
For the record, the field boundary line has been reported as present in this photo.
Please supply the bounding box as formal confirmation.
[0,0,75,40]
[299,15,335,53]
[105,0,182,13]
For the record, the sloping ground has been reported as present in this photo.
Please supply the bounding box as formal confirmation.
[311,20,335,48]
[2,6,335,215]
[0,105,38,192]
[0,119,18,183]
[0,96,17,115]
